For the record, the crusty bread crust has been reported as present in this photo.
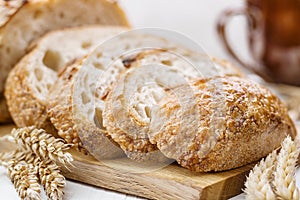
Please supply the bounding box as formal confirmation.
[0,0,129,123]
[5,26,127,132]
[47,62,83,150]
[149,76,296,172]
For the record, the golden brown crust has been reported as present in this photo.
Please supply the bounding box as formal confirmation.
[150,76,296,172]
[4,50,57,133]
[47,62,83,150]
[4,57,55,132]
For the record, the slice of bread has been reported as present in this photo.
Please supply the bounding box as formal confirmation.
[149,76,296,172]
[5,26,127,134]
[102,50,243,161]
[0,0,129,122]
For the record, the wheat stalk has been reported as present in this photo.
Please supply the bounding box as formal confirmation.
[273,136,300,200]
[11,126,73,165]
[21,153,66,200]
[244,150,277,200]
[1,126,72,200]
[3,150,66,200]
[7,160,41,200]
[38,160,65,200]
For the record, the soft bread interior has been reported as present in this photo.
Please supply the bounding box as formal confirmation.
[25,27,126,101]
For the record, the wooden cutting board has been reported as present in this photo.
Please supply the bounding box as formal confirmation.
[0,124,255,200]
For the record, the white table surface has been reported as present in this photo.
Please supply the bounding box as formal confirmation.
[1,0,299,199]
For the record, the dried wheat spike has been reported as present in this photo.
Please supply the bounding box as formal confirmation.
[273,136,300,200]
[4,150,66,200]
[11,126,73,165]
[38,160,65,200]
[244,150,277,200]
[13,151,66,200]
[7,160,41,200]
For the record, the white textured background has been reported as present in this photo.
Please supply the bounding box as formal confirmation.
[1,0,299,199]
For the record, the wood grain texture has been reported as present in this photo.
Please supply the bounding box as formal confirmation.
[0,124,253,199]
[60,149,255,200]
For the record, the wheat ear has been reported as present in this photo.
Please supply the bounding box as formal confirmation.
[244,150,277,200]
[11,126,73,165]
[4,150,66,200]
[273,136,300,200]
[38,160,65,200]
[21,153,66,200]
[7,160,41,200]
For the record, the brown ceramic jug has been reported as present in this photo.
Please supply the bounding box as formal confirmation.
[217,0,300,85]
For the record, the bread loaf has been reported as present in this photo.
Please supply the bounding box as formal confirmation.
[148,76,296,172]
[103,50,243,161]
[0,0,129,122]
[5,26,127,133]
[46,30,295,171]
